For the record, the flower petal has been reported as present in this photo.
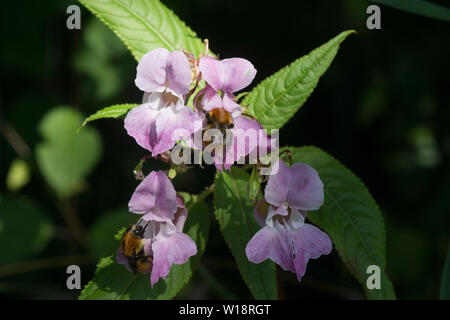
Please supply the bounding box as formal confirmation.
[224,115,261,166]
[253,199,270,227]
[222,92,242,115]
[221,58,257,93]
[199,57,256,93]
[289,223,332,281]
[152,105,203,155]
[199,57,224,92]
[201,85,223,111]
[124,104,159,151]
[150,231,197,287]
[264,160,290,207]
[128,171,177,220]
[115,247,134,273]
[173,194,188,233]
[245,222,295,273]
[287,163,324,211]
[135,48,169,92]
[166,50,192,95]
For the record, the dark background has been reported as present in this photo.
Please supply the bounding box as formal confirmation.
[0,0,449,299]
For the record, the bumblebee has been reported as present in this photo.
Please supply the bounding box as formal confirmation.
[205,109,234,145]
[206,108,233,127]
[120,220,153,274]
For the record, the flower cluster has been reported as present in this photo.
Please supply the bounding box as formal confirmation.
[124,45,271,170]
[117,45,332,286]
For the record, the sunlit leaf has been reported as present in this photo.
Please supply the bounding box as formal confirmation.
[77,0,206,61]
[79,103,138,131]
[243,31,354,130]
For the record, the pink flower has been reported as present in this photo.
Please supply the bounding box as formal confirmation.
[194,56,273,171]
[198,56,256,116]
[206,115,272,171]
[124,48,202,156]
[245,160,332,281]
[116,171,197,287]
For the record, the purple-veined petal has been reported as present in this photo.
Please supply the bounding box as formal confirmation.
[152,105,203,156]
[135,48,169,92]
[166,50,192,95]
[128,171,177,220]
[199,56,224,92]
[287,163,324,211]
[221,58,257,93]
[225,115,261,165]
[124,104,159,152]
[150,231,197,287]
[245,222,295,273]
[289,223,332,281]
[266,205,288,223]
[264,160,290,207]
[199,57,256,93]
[222,92,242,115]
[141,212,172,223]
[146,90,182,110]
[201,85,223,111]
[173,194,188,233]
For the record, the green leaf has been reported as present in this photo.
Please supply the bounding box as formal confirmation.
[441,244,450,300]
[214,168,278,299]
[75,18,132,101]
[287,146,395,299]
[247,165,261,201]
[0,195,53,264]
[79,195,209,300]
[243,30,354,130]
[79,103,137,131]
[36,106,102,198]
[77,0,206,61]
[371,0,450,22]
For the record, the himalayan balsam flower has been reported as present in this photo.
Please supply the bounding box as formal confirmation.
[198,56,256,117]
[245,160,332,281]
[124,48,202,156]
[116,171,197,286]
[196,56,271,170]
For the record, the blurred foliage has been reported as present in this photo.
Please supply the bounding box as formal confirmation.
[0,195,53,264]
[0,0,449,299]
[74,19,131,101]
[6,159,30,192]
[36,106,102,198]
